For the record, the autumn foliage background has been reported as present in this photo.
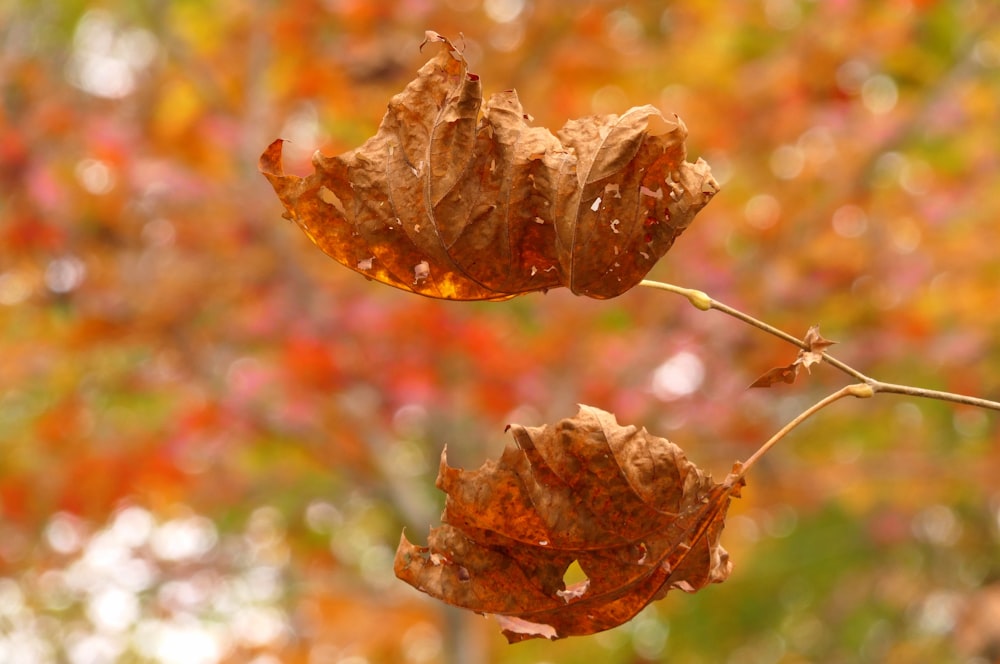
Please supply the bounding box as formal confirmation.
[2,1,1000,662]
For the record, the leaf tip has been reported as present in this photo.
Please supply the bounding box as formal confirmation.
[644,112,680,137]
[419,30,449,51]
[258,138,286,176]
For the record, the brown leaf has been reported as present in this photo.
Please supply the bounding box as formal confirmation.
[394,405,743,642]
[260,33,718,300]
[749,325,838,388]
[749,363,799,388]
[797,324,837,372]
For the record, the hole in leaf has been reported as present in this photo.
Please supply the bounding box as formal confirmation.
[413,261,430,284]
[318,185,346,216]
[557,560,590,603]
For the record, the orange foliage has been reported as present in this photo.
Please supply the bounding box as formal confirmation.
[2,1,1000,662]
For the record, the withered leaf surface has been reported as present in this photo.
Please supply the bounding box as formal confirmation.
[394,405,744,642]
[260,32,718,300]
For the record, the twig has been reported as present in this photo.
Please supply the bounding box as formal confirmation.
[867,381,1000,412]
[736,383,873,478]
[639,279,1000,413]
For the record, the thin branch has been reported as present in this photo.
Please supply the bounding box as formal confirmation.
[639,280,806,345]
[814,353,870,384]
[639,279,1000,413]
[870,381,1000,412]
[736,383,873,478]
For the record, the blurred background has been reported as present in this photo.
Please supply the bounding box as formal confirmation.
[2,0,1000,662]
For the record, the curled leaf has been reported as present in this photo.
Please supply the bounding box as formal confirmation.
[749,363,799,388]
[260,34,718,300]
[394,405,743,642]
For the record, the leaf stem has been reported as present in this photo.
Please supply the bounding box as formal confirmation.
[639,279,1000,412]
[737,384,872,477]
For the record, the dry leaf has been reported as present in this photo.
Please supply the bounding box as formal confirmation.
[748,363,799,388]
[260,32,718,300]
[797,324,837,372]
[394,405,744,642]
[750,324,838,388]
